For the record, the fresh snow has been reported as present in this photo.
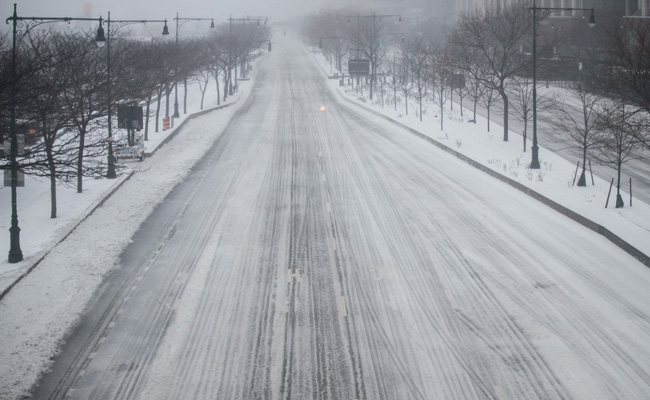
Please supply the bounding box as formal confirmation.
[0,61,256,399]
[312,50,650,261]
[0,36,649,400]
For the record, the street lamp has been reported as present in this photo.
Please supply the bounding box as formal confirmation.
[99,13,169,179]
[173,13,215,118]
[530,2,595,169]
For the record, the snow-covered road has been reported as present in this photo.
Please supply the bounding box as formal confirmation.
[32,35,650,400]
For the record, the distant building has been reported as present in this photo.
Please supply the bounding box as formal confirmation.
[330,0,648,23]
[455,0,647,18]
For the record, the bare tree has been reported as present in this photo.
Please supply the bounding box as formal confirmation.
[399,56,412,116]
[386,52,402,111]
[545,81,603,186]
[448,2,533,141]
[20,31,79,218]
[403,34,429,122]
[194,68,211,110]
[58,31,109,192]
[593,102,648,208]
[605,19,650,117]
[510,76,556,152]
[466,71,487,124]
[429,45,451,131]
[604,19,650,152]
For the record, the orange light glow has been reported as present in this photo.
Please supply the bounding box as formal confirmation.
[319,105,326,111]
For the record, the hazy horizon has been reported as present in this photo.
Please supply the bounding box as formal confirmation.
[1,0,343,26]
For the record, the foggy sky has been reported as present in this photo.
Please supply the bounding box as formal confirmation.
[1,0,353,25]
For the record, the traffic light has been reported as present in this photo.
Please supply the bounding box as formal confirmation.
[319,38,322,49]
[268,42,272,52]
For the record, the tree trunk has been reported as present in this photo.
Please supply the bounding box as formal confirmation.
[184,79,188,114]
[155,85,163,133]
[145,94,152,141]
[451,89,454,111]
[616,160,624,208]
[577,170,587,187]
[77,130,85,193]
[215,72,221,106]
[523,123,528,152]
[223,71,229,101]
[43,118,57,218]
[578,143,588,187]
[404,91,408,115]
[165,83,171,118]
[500,88,509,141]
[369,62,375,100]
[473,100,477,123]
[487,105,491,132]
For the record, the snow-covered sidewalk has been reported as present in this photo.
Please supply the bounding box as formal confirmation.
[0,74,248,298]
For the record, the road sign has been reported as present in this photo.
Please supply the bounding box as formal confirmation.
[4,169,24,187]
[117,105,143,131]
[450,73,466,89]
[348,59,370,76]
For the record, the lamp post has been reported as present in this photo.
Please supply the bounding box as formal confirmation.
[5,4,108,263]
[343,12,401,100]
[97,13,169,179]
[173,14,214,118]
[530,2,595,169]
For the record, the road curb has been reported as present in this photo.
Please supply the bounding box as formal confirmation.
[0,173,134,300]
[337,91,650,269]
[145,101,237,158]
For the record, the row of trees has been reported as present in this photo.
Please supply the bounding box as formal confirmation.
[305,3,650,207]
[0,22,270,218]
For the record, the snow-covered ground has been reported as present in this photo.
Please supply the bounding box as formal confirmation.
[0,59,258,398]
[1,35,649,399]
[0,71,247,297]
[311,49,650,265]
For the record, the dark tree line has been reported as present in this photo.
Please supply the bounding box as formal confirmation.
[0,21,270,218]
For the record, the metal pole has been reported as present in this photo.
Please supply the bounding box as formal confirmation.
[531,1,541,169]
[229,16,233,96]
[106,12,116,178]
[370,12,375,100]
[8,3,23,263]
[173,12,180,118]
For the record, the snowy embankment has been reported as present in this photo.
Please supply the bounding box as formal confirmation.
[0,76,242,296]
[0,61,260,399]
[310,50,650,267]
